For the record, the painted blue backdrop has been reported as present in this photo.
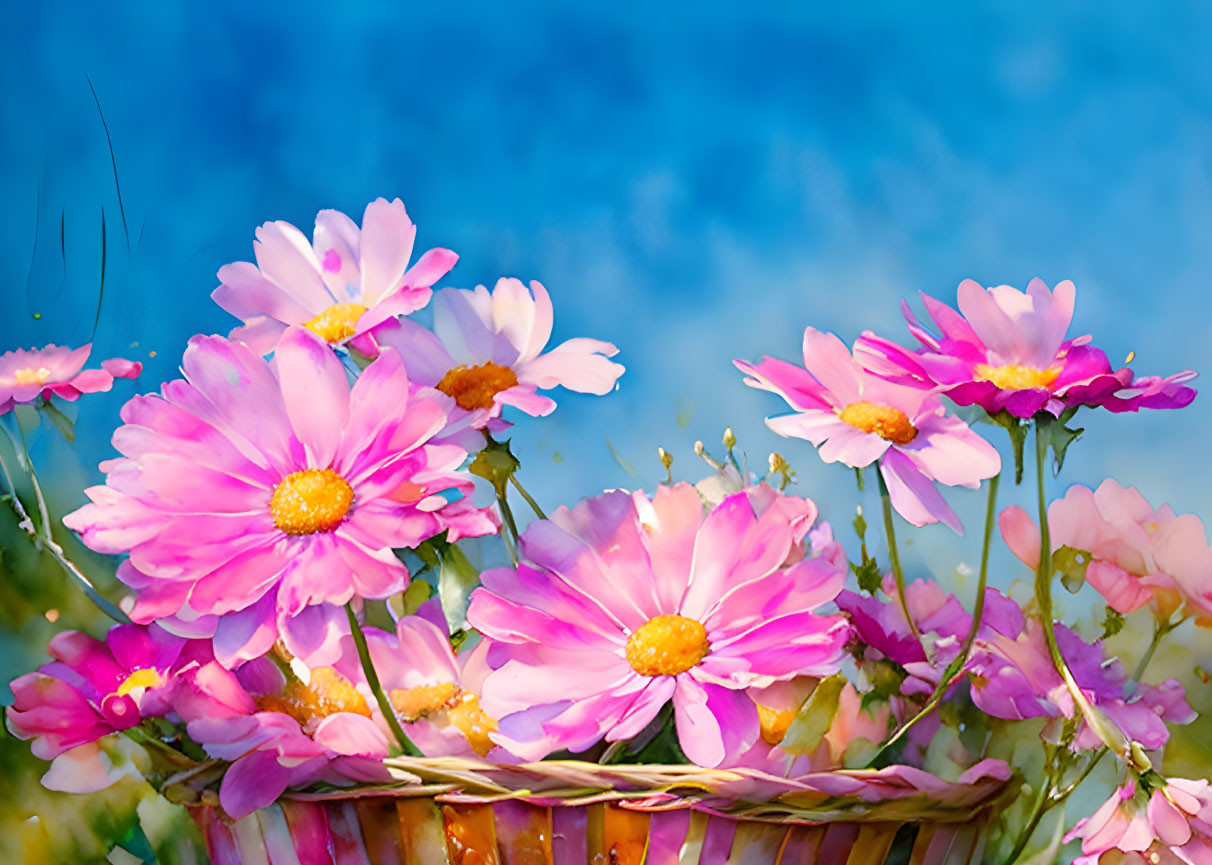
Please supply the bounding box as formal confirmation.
[2,2,1212,665]
[3,5,1212,859]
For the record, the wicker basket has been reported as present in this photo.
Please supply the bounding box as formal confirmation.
[183,757,1013,864]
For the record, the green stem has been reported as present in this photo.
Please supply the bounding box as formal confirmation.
[508,475,547,521]
[344,603,421,757]
[876,470,925,651]
[866,472,1000,764]
[1001,767,1055,865]
[0,430,129,623]
[1129,615,1179,693]
[1033,419,1125,759]
[854,466,865,492]
[496,490,520,565]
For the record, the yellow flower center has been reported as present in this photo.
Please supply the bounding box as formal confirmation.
[257,666,370,724]
[436,362,519,411]
[114,668,164,697]
[12,367,51,386]
[625,615,710,677]
[270,468,354,535]
[837,401,918,445]
[756,705,797,746]
[302,303,369,343]
[389,684,499,757]
[390,682,462,721]
[448,692,499,757]
[973,363,1060,391]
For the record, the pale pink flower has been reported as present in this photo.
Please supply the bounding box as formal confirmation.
[0,344,140,414]
[467,484,850,767]
[856,278,1196,418]
[63,327,495,666]
[336,606,510,761]
[736,327,1001,533]
[999,481,1212,622]
[213,198,456,355]
[374,278,624,445]
[1067,778,1212,865]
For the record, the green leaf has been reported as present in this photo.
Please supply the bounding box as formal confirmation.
[436,541,480,632]
[38,399,76,443]
[1054,545,1090,593]
[401,579,432,616]
[780,673,846,755]
[988,411,1028,484]
[469,437,520,493]
[604,435,640,479]
[851,557,882,595]
[1100,606,1126,640]
[1048,421,1084,474]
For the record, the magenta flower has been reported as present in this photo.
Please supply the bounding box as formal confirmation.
[5,624,216,791]
[212,198,456,355]
[0,344,140,414]
[855,278,1196,418]
[375,278,624,444]
[736,327,1000,533]
[1067,777,1212,865]
[1000,482,1212,623]
[467,483,850,767]
[63,327,495,666]
[186,656,390,818]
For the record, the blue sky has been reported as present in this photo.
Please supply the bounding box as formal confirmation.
[2,2,1212,582]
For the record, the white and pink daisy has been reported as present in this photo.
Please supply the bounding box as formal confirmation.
[0,344,140,414]
[736,327,1001,533]
[375,277,624,444]
[212,198,456,355]
[1067,777,1212,865]
[63,327,496,667]
[466,483,850,767]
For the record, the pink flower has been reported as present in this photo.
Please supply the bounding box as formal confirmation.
[0,344,140,414]
[5,624,212,791]
[855,278,1196,418]
[1000,482,1212,622]
[374,278,624,445]
[186,656,390,819]
[1067,777,1212,865]
[467,484,850,767]
[736,327,1001,533]
[63,327,496,667]
[212,198,456,355]
[336,606,509,760]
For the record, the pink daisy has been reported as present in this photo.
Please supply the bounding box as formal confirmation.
[374,277,624,444]
[467,483,850,767]
[1067,777,1212,865]
[212,198,456,355]
[63,327,495,666]
[999,481,1212,622]
[855,278,1196,418]
[736,327,1001,533]
[186,655,390,818]
[0,344,140,414]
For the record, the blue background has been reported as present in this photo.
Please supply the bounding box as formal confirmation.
[2,3,1212,858]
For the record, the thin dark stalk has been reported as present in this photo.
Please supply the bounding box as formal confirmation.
[876,470,924,650]
[344,603,421,757]
[496,490,520,565]
[1001,766,1054,865]
[86,74,130,249]
[509,475,547,521]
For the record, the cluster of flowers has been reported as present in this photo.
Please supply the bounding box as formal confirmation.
[3,198,1210,863]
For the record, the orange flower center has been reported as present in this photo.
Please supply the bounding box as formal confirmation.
[12,367,51,386]
[973,363,1060,391]
[257,666,370,724]
[270,468,354,535]
[389,684,499,757]
[302,303,369,343]
[756,705,797,746]
[436,362,519,411]
[625,615,710,677]
[838,401,918,445]
[114,668,164,698]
